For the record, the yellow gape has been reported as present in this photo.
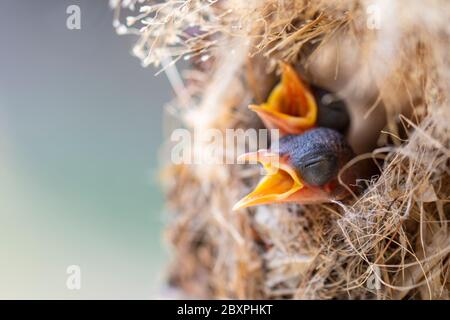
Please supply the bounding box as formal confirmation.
[232,151,303,211]
[249,63,318,136]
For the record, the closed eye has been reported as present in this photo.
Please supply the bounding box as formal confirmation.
[299,154,337,186]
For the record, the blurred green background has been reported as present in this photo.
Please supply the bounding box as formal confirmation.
[0,0,171,298]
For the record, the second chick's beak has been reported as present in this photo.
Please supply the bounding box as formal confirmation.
[249,63,318,136]
[249,63,350,136]
[233,128,357,211]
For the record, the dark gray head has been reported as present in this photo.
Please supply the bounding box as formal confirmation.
[313,86,350,134]
[277,128,354,187]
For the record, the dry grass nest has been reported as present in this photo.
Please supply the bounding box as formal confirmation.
[112,0,450,299]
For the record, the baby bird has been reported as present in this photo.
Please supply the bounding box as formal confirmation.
[233,63,370,211]
[233,128,360,210]
[249,63,350,136]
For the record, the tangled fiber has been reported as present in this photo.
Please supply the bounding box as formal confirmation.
[112,0,450,299]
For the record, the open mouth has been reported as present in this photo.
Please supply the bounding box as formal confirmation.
[232,150,304,210]
[248,63,318,135]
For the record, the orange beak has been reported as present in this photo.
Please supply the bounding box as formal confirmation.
[249,63,318,136]
[232,151,329,211]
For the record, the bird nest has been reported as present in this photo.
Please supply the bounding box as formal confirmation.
[112,0,450,299]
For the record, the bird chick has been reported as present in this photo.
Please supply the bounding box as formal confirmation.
[249,63,350,136]
[233,128,360,210]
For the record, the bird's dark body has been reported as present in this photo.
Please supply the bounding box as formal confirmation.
[313,85,350,134]
[276,128,357,197]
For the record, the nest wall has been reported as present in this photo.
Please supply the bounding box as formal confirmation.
[112,0,450,299]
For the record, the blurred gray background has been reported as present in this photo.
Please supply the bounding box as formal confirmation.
[0,0,171,298]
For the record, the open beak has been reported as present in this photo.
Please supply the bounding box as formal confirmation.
[249,63,318,136]
[233,151,304,211]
